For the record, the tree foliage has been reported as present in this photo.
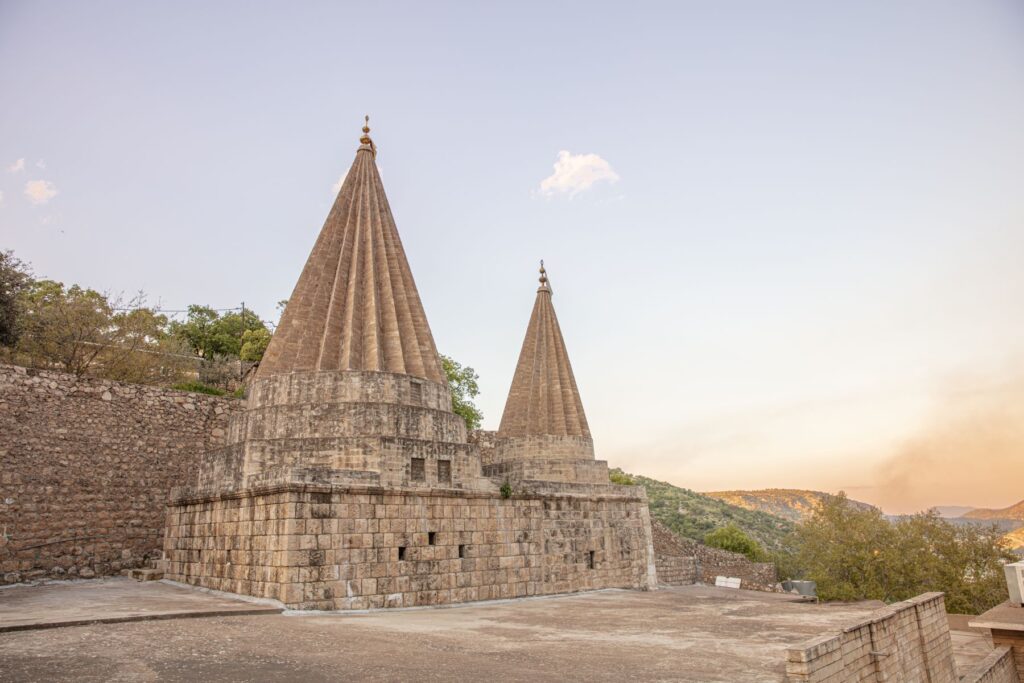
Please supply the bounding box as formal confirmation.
[240,327,271,362]
[8,278,192,383]
[0,250,269,389]
[704,524,766,561]
[440,354,483,430]
[169,305,269,361]
[787,493,1015,614]
[609,470,635,485]
[0,250,33,347]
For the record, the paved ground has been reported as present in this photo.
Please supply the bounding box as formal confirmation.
[949,627,993,670]
[0,583,890,682]
[0,577,281,632]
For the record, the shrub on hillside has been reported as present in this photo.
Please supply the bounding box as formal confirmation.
[704,524,765,561]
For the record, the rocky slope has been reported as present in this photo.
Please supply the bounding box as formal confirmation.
[701,489,876,523]
[613,470,794,552]
[1000,527,1024,553]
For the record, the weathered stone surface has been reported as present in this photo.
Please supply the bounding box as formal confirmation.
[160,130,657,608]
[0,364,242,585]
[164,482,656,609]
[650,520,777,591]
[785,593,958,683]
[257,125,444,385]
[498,265,590,440]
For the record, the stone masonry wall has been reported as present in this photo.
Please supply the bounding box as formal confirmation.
[960,647,1019,683]
[649,519,698,585]
[785,592,956,683]
[0,364,241,584]
[650,520,775,591]
[990,629,1024,682]
[164,484,655,609]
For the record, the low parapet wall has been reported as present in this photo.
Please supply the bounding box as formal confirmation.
[959,647,1019,683]
[785,592,956,682]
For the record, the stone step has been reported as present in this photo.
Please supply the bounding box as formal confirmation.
[123,568,164,582]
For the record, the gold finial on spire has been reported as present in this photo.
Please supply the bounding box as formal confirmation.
[538,260,550,291]
[359,115,376,156]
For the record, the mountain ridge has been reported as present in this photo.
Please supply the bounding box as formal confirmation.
[702,488,876,523]
[961,499,1024,521]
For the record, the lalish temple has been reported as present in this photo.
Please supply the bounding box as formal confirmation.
[161,120,657,609]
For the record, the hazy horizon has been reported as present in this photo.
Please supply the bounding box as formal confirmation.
[3,1,1023,515]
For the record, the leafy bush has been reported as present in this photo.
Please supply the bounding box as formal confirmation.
[704,524,765,561]
[172,381,227,396]
[609,470,635,485]
[500,481,512,499]
[441,354,483,430]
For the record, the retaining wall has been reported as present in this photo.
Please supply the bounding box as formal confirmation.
[0,364,240,583]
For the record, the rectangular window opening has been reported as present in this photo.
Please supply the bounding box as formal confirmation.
[458,544,466,559]
[588,550,596,570]
[437,460,452,485]
[409,382,422,403]
[428,531,437,545]
[410,457,425,482]
[398,546,406,561]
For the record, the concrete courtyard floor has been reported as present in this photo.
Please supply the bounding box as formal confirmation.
[0,577,281,632]
[0,580,991,682]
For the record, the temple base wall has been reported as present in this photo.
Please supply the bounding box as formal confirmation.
[163,481,656,609]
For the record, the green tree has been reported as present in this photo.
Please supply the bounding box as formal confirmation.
[240,327,271,362]
[440,354,483,430]
[789,493,895,602]
[16,279,118,375]
[171,305,269,360]
[789,493,1015,613]
[12,280,189,383]
[704,524,765,561]
[0,250,33,347]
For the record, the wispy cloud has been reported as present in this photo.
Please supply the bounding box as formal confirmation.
[538,150,620,198]
[24,179,58,205]
[35,159,46,169]
[331,170,348,194]
[7,158,25,173]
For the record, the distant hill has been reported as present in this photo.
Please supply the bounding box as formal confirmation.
[933,506,976,519]
[614,470,794,552]
[701,488,876,524]
[962,499,1024,520]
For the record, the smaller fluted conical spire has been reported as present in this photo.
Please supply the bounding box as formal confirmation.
[498,263,591,438]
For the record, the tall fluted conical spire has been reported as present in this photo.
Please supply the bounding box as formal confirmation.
[498,263,591,438]
[258,119,445,384]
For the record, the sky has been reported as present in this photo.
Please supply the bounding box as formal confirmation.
[2,1,1023,514]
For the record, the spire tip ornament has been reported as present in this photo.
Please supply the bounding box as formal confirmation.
[536,260,552,292]
[359,115,376,156]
